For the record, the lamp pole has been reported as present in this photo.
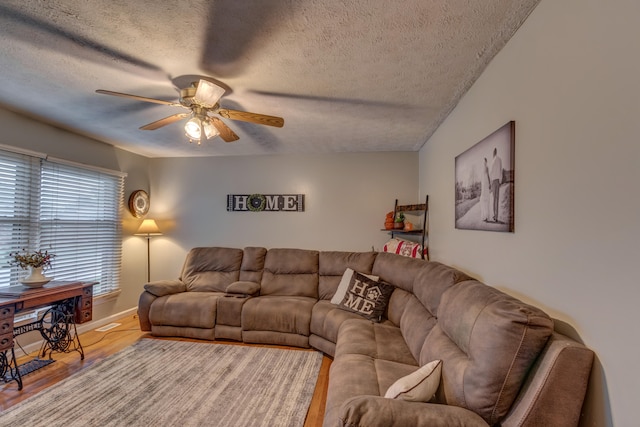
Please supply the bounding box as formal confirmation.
[134,219,162,283]
[145,235,151,282]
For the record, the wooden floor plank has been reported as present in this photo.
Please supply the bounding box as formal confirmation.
[0,314,331,426]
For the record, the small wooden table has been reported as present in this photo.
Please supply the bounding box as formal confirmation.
[0,281,94,390]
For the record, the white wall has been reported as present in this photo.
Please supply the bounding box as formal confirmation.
[0,108,151,320]
[147,153,419,281]
[419,1,639,425]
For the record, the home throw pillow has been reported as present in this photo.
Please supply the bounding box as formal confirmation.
[331,268,379,305]
[384,359,442,402]
[335,271,394,322]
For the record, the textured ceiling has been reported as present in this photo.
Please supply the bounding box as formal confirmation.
[0,0,540,158]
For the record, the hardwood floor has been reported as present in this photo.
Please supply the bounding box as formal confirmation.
[0,314,331,426]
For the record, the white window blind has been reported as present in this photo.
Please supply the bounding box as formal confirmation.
[0,150,40,286]
[0,148,124,296]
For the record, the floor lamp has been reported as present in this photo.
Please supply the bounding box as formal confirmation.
[134,219,162,282]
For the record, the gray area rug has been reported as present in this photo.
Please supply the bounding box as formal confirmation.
[0,339,323,426]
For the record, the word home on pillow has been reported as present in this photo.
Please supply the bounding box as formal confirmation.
[335,271,393,322]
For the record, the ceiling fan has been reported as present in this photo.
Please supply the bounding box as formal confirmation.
[96,79,284,144]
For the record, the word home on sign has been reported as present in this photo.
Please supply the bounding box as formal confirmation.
[227,194,305,212]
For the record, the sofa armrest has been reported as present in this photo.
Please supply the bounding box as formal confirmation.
[226,281,260,296]
[137,291,155,331]
[143,280,187,297]
[337,396,488,427]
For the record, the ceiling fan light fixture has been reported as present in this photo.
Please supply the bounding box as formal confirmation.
[96,81,282,145]
[184,116,220,144]
[202,119,219,139]
[184,117,202,142]
[193,80,225,108]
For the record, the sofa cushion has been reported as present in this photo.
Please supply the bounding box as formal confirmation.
[180,247,244,292]
[372,252,428,293]
[148,292,222,329]
[385,287,438,363]
[310,300,366,345]
[412,261,471,316]
[324,354,417,427]
[239,246,267,283]
[334,272,394,322]
[422,280,554,425]
[335,319,417,366]
[385,261,470,363]
[384,359,442,402]
[242,295,316,336]
[260,248,319,297]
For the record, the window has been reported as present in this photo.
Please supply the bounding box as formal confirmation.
[0,147,125,296]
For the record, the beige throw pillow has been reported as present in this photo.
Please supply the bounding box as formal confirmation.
[384,359,442,402]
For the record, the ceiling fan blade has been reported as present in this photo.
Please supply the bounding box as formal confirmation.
[210,117,239,142]
[217,108,284,128]
[194,80,225,108]
[139,113,190,130]
[96,89,184,107]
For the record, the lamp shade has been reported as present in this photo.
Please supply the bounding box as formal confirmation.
[134,219,162,236]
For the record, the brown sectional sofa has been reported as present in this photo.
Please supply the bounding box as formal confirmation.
[137,246,594,426]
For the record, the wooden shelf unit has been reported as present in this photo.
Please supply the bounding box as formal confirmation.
[383,195,429,259]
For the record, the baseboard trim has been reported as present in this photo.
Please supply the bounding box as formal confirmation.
[15,307,138,356]
[76,307,138,335]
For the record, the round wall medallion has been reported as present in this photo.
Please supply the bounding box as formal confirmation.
[248,194,266,212]
[128,190,150,218]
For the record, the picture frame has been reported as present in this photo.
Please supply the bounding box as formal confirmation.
[455,121,515,232]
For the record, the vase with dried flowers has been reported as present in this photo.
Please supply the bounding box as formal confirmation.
[9,248,55,287]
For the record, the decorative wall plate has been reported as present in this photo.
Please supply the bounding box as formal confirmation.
[128,190,150,218]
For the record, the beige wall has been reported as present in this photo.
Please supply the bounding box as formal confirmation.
[419,1,639,425]
[147,153,419,281]
[0,106,420,327]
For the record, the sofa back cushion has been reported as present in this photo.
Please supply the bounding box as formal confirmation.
[375,254,470,362]
[387,288,436,361]
[239,247,267,283]
[260,248,319,297]
[412,261,471,315]
[422,280,554,425]
[372,252,426,293]
[180,247,244,292]
[318,251,377,300]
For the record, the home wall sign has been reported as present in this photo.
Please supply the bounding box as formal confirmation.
[227,194,305,212]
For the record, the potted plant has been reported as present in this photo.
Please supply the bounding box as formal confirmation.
[9,248,55,286]
[393,212,405,229]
